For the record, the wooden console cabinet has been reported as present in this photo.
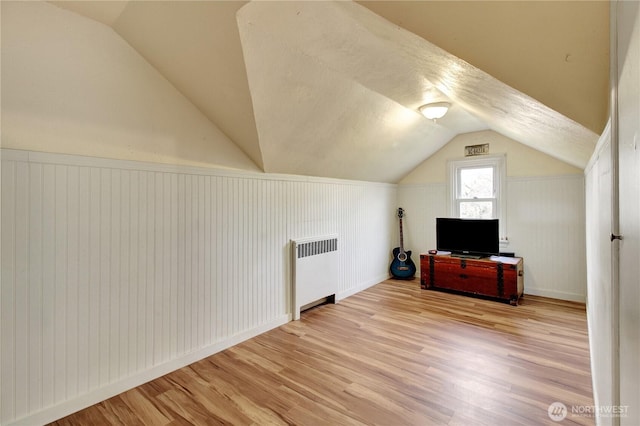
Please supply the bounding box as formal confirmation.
[420,254,524,305]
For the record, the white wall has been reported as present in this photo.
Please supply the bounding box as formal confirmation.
[401,130,583,184]
[399,131,587,301]
[0,149,396,425]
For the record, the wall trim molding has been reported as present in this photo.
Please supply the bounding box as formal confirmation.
[398,174,584,188]
[506,174,585,183]
[1,148,397,188]
[524,288,586,303]
[396,182,446,189]
[337,273,391,301]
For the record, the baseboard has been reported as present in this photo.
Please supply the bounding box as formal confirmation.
[524,287,586,303]
[7,314,290,426]
[337,273,390,301]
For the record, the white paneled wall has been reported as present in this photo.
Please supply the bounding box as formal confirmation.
[398,174,586,301]
[394,184,446,258]
[0,149,396,425]
[506,175,586,300]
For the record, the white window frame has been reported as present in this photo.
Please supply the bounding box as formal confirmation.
[447,155,508,246]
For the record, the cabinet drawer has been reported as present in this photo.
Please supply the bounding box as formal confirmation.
[432,265,500,295]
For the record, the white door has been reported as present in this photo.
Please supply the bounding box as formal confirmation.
[616,1,640,424]
[586,133,615,424]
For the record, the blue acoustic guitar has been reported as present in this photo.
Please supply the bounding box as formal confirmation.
[390,207,416,279]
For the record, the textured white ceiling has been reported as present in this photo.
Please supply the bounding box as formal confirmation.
[50,0,605,182]
[238,1,597,175]
[359,0,609,135]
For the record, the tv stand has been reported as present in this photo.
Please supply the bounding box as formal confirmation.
[420,253,524,305]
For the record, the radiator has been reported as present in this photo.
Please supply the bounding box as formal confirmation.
[291,235,339,320]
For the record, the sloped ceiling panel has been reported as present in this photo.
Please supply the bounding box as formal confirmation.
[237,1,488,182]
[359,0,609,135]
[239,31,460,182]
[49,0,127,26]
[110,1,263,169]
[49,0,604,182]
[237,1,598,176]
[54,0,263,169]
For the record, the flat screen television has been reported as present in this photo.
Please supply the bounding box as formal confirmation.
[436,218,499,258]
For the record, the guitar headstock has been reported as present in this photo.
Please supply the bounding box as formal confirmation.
[397,207,405,218]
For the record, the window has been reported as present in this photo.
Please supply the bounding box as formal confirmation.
[448,155,507,243]
[458,166,495,218]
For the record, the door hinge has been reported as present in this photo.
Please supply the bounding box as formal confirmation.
[611,234,623,241]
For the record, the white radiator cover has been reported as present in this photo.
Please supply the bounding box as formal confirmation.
[291,235,339,320]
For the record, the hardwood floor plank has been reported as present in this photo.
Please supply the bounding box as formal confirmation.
[51,279,594,425]
[119,389,172,426]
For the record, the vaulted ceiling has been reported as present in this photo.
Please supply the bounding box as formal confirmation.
[50,0,608,183]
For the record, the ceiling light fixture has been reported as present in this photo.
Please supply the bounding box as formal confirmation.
[419,102,451,121]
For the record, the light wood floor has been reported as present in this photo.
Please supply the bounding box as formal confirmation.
[52,279,594,425]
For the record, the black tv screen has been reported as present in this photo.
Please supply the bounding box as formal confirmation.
[436,218,499,257]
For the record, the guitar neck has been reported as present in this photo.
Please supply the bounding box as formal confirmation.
[399,217,405,252]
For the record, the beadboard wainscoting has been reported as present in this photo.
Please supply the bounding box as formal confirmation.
[398,174,587,302]
[392,183,447,260]
[0,149,396,425]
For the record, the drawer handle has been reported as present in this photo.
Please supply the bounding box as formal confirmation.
[459,274,468,279]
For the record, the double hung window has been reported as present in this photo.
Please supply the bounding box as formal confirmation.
[448,155,507,242]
